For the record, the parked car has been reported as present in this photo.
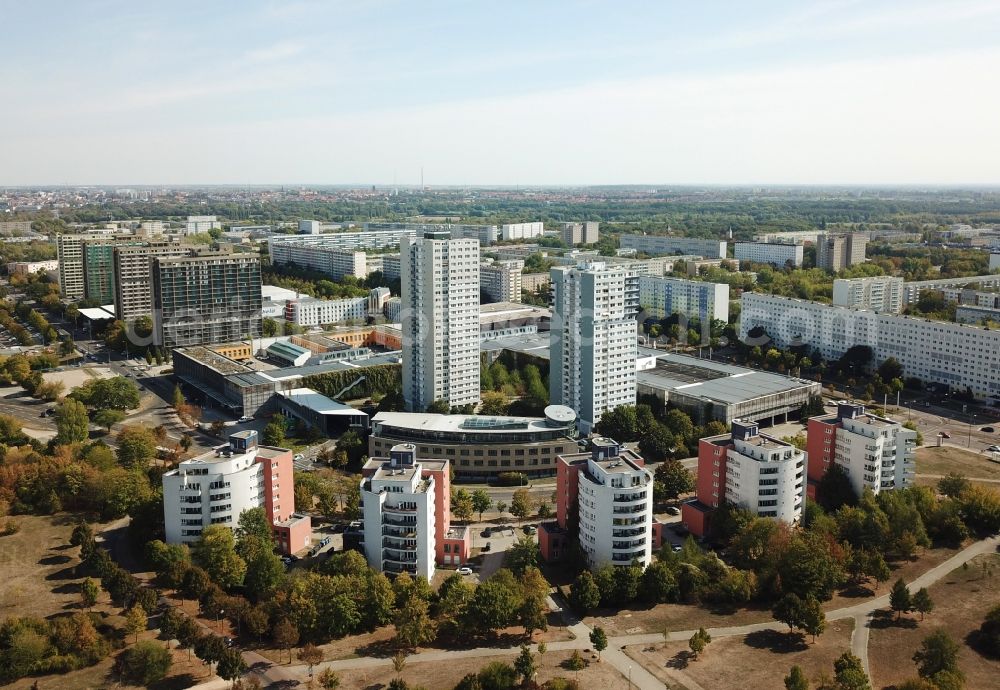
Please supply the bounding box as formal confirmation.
[665,506,680,516]
[981,426,994,433]
[481,527,492,538]
[457,566,473,576]
[238,416,253,423]
[987,445,1000,453]
[294,453,305,462]
[671,542,683,552]
[524,525,537,535]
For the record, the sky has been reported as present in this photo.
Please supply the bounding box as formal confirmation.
[2,0,1000,186]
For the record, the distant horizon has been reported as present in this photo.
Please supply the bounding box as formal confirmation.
[5,182,1000,191]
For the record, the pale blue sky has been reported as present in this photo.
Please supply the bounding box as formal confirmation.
[2,0,999,185]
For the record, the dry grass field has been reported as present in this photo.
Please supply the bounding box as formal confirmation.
[625,618,854,689]
[916,446,1000,480]
[868,552,1000,690]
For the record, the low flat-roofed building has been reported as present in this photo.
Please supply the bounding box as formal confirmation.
[267,340,312,367]
[277,387,370,437]
[368,405,578,480]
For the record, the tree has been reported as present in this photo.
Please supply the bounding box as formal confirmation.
[514,644,537,683]
[589,627,607,660]
[176,616,201,660]
[160,606,183,648]
[298,643,324,678]
[271,619,299,664]
[217,648,247,688]
[54,397,89,444]
[480,390,510,416]
[426,399,450,414]
[125,606,148,644]
[262,418,286,446]
[471,489,492,523]
[570,571,601,613]
[80,577,99,610]
[192,525,247,589]
[833,652,870,690]
[688,627,711,659]
[877,357,904,382]
[510,489,533,521]
[937,473,971,499]
[172,384,185,410]
[119,640,172,685]
[194,634,227,676]
[504,535,539,575]
[452,489,474,524]
[784,665,809,690]
[912,588,934,621]
[890,578,912,620]
[913,629,961,680]
[817,463,857,512]
[466,573,520,635]
[317,668,342,690]
[975,604,1000,659]
[653,460,694,502]
[392,650,407,679]
[116,425,157,469]
[72,376,140,410]
[639,423,675,462]
[244,549,285,600]
[801,596,826,642]
[773,593,806,634]
[565,650,586,672]
[395,594,437,649]
[93,408,126,432]
[235,507,275,557]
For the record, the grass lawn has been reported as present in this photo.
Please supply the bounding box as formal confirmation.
[868,553,1000,690]
[916,446,1000,480]
[625,618,854,689]
[329,648,626,690]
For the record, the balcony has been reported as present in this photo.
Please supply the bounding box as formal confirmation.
[612,527,645,538]
[612,504,646,515]
[383,504,418,514]
[613,492,647,503]
[612,539,647,550]
[383,550,418,564]
[385,562,417,575]
[383,516,417,527]
[383,537,417,550]
[611,550,646,563]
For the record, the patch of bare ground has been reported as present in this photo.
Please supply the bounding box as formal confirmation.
[625,617,854,689]
[916,446,1000,480]
[332,648,626,690]
[583,601,773,637]
[868,553,1000,690]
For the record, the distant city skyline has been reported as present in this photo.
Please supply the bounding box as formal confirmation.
[3,0,1000,185]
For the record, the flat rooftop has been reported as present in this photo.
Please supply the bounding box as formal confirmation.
[739,433,791,450]
[373,411,571,434]
[637,350,819,404]
[278,388,365,415]
[479,302,551,320]
[176,346,254,376]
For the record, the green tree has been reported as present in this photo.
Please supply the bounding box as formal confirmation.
[937,473,971,499]
[510,489,533,521]
[72,376,141,410]
[912,629,961,680]
[639,422,675,462]
[262,418,286,446]
[192,525,247,589]
[653,460,694,503]
[480,390,510,416]
[195,634,227,676]
[235,507,275,558]
[773,593,806,634]
[801,596,826,642]
[426,399,450,414]
[471,489,492,522]
[514,644,537,683]
[452,489,474,523]
[116,425,157,469]
[119,639,172,685]
[93,408,126,432]
[54,397,90,444]
[125,606,149,644]
[172,384,185,409]
[217,647,247,688]
[504,535,539,575]
[688,627,711,659]
[244,550,285,600]
[465,573,520,635]
[890,578,912,620]
[589,627,608,660]
[80,577,99,610]
[394,594,437,649]
[569,570,601,613]
[784,665,809,690]
[833,652,870,690]
[912,588,934,621]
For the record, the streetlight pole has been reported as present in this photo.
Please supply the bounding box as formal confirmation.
[217,609,224,634]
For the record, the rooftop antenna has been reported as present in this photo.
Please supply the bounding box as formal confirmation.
[421,166,424,190]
